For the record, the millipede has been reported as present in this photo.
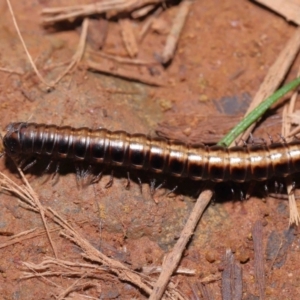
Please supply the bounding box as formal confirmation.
[3,122,300,183]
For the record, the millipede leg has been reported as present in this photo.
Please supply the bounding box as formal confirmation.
[150,179,156,195]
[155,180,166,191]
[40,163,54,185]
[105,171,114,188]
[75,164,83,187]
[245,182,255,200]
[230,187,235,198]
[53,163,60,179]
[249,133,254,144]
[289,180,296,195]
[264,183,269,197]
[241,138,247,146]
[240,190,245,201]
[267,133,274,144]
[137,177,143,194]
[211,190,216,205]
[125,172,130,190]
[43,160,53,174]
[82,165,93,178]
[278,134,287,144]
[249,133,266,145]
[52,162,60,185]
[23,159,38,171]
[18,157,29,168]
[274,181,279,194]
[75,164,82,183]
[279,182,284,194]
[90,171,103,184]
[167,185,178,197]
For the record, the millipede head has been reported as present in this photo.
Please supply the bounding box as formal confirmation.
[3,123,23,156]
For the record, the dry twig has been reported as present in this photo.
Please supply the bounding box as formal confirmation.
[281,63,300,225]
[41,0,164,24]
[142,266,195,275]
[132,4,156,18]
[161,0,192,64]
[6,0,53,87]
[253,0,300,25]
[139,6,163,41]
[119,19,139,58]
[0,170,57,257]
[0,169,185,299]
[88,50,159,65]
[149,187,213,300]
[0,66,24,75]
[52,17,89,85]
[86,59,165,86]
[0,227,61,249]
[5,0,90,88]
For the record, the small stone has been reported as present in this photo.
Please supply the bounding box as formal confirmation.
[205,252,216,263]
[182,127,191,136]
[159,98,173,111]
[236,249,250,263]
[198,94,209,102]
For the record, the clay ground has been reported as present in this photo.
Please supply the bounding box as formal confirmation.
[0,0,300,299]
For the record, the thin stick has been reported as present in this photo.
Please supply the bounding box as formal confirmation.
[148,187,213,300]
[16,166,58,258]
[52,18,89,85]
[41,0,164,24]
[6,0,53,87]
[88,50,159,65]
[119,19,139,58]
[287,124,300,137]
[57,273,86,300]
[281,66,300,225]
[48,208,185,299]
[2,171,185,298]
[0,227,60,249]
[0,170,57,257]
[0,67,24,75]
[161,0,192,64]
[139,6,163,41]
[86,59,166,86]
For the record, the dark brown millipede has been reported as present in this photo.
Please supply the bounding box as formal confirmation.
[3,122,300,183]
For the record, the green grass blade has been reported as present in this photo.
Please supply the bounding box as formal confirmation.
[217,77,300,147]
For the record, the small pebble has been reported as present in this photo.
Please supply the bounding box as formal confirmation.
[205,251,216,263]
[236,249,250,263]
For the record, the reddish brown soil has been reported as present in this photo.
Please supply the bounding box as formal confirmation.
[0,1,300,299]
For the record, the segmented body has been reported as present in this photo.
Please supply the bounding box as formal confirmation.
[3,122,300,182]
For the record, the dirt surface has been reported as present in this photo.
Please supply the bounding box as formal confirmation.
[0,0,300,299]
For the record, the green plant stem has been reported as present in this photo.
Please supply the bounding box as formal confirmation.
[218,77,300,147]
